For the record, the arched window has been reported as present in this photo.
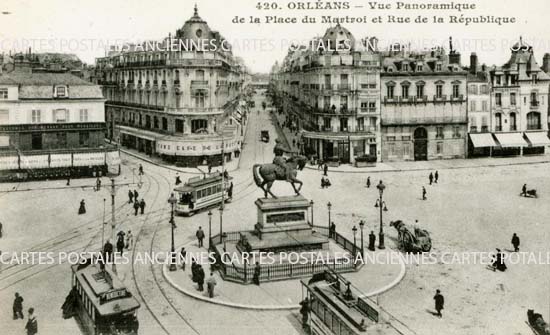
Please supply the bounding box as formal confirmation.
[191,119,208,133]
[527,112,541,130]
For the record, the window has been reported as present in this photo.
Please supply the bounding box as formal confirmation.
[175,119,184,133]
[416,85,424,98]
[436,85,443,98]
[191,119,208,133]
[31,133,42,150]
[55,86,67,97]
[509,113,517,131]
[495,113,502,131]
[468,85,478,95]
[79,132,90,146]
[402,63,408,71]
[387,86,394,99]
[453,126,460,138]
[401,85,409,98]
[510,93,516,106]
[30,110,41,123]
[403,143,411,157]
[162,117,168,131]
[470,117,477,132]
[79,109,89,122]
[530,92,539,106]
[194,91,205,108]
[417,65,423,72]
[527,112,541,130]
[0,109,9,124]
[340,96,348,110]
[0,88,7,99]
[323,117,331,131]
[495,93,502,106]
[482,101,488,112]
[56,132,67,148]
[339,118,348,132]
[470,101,476,112]
[452,85,460,98]
[388,143,396,156]
[195,69,205,81]
[436,142,443,155]
[496,76,501,85]
[357,118,364,131]
[436,63,442,71]
[436,126,444,139]
[54,109,68,123]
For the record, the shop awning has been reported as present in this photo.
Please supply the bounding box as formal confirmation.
[469,133,497,148]
[524,132,550,146]
[494,132,528,147]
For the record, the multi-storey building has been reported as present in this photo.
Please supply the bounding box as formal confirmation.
[466,53,494,157]
[380,42,468,161]
[272,24,381,165]
[0,70,119,180]
[95,6,247,167]
[488,39,550,155]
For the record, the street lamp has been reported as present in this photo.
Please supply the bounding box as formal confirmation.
[352,226,358,257]
[375,181,386,250]
[222,232,228,252]
[168,193,177,271]
[327,202,332,237]
[208,210,213,250]
[359,220,365,258]
[310,200,314,226]
[219,205,224,238]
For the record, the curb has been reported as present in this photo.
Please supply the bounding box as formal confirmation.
[304,159,550,175]
[358,252,407,298]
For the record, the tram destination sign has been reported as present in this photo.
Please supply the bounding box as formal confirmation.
[99,288,128,304]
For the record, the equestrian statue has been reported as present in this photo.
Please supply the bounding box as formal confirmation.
[253,138,307,198]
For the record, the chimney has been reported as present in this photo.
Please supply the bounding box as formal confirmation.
[543,53,550,74]
[448,36,461,65]
[470,52,478,75]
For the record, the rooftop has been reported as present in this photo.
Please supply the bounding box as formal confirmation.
[0,71,95,86]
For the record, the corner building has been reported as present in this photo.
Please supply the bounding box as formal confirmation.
[96,6,247,167]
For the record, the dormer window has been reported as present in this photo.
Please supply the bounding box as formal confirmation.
[55,85,67,98]
[402,63,408,71]
[387,67,393,73]
[0,88,7,99]
[436,64,442,71]
[417,65,423,72]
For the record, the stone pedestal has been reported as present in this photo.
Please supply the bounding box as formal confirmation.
[237,195,328,253]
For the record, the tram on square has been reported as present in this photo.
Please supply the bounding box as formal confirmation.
[174,173,233,216]
[63,260,140,335]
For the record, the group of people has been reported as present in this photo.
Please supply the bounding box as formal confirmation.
[128,189,146,215]
[115,230,134,253]
[191,259,217,298]
[13,293,38,335]
[321,176,332,189]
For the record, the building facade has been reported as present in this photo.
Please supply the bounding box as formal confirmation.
[95,6,248,167]
[488,39,550,156]
[271,25,381,165]
[380,43,468,162]
[0,71,119,180]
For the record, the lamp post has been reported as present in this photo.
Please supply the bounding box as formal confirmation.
[168,193,177,271]
[219,205,224,237]
[352,226,358,257]
[375,181,387,249]
[310,200,314,226]
[208,210,213,250]
[222,232,228,252]
[359,220,365,258]
[327,202,332,236]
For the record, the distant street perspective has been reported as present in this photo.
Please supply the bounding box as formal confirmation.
[1,2,550,335]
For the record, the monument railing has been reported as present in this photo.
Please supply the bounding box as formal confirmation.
[310,224,361,260]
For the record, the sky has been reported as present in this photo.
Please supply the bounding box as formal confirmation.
[1,0,550,73]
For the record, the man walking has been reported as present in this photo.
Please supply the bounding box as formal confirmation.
[139,199,146,215]
[125,230,133,249]
[522,184,527,197]
[323,163,328,176]
[433,289,444,318]
[206,272,217,298]
[197,265,205,291]
[133,189,139,201]
[196,227,205,248]
[0,221,3,238]
[253,262,261,285]
[133,199,140,216]
[25,308,37,335]
[422,186,427,200]
[96,177,101,191]
[138,164,144,175]
[366,176,371,188]
[429,172,433,185]
[128,190,134,203]
[299,297,310,329]
[434,171,439,183]
[511,233,520,252]
[180,247,187,270]
[13,292,24,319]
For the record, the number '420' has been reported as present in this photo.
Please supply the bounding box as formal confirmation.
[256,2,281,10]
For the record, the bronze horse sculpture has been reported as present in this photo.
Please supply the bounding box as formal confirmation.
[253,155,307,198]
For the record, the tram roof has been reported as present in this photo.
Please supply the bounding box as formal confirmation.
[175,173,232,192]
[71,262,140,316]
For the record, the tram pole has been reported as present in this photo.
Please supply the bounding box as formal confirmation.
[110,178,117,274]
[219,135,225,236]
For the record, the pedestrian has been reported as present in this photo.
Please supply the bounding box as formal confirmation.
[191,258,198,283]
[116,236,125,254]
[133,200,139,216]
[522,184,527,197]
[96,177,101,191]
[208,163,212,174]
[433,289,444,318]
[175,174,182,186]
[366,176,371,188]
[511,233,520,252]
[66,175,70,186]
[180,247,187,270]
[103,239,113,264]
[196,227,205,247]
[206,272,217,298]
[492,248,507,272]
[228,182,234,198]
[126,230,133,249]
[422,186,427,200]
[133,189,139,201]
[434,171,439,183]
[197,265,205,291]
[321,176,326,189]
[78,199,86,215]
[429,172,433,185]
[299,297,310,329]
[329,222,336,238]
[323,163,328,176]
[13,292,24,319]
[128,190,134,203]
[368,231,376,251]
[253,262,261,285]
[0,221,3,238]
[138,164,144,175]
[139,199,146,215]
[25,308,37,335]
[317,159,323,170]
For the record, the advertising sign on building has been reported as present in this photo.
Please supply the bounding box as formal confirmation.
[50,154,72,168]
[73,152,105,166]
[20,155,49,169]
[0,155,19,170]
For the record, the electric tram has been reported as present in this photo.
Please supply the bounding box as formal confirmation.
[174,173,233,216]
[63,260,140,335]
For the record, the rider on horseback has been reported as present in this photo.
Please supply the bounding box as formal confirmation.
[273,138,294,181]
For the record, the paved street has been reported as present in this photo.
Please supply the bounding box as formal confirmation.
[1,92,549,335]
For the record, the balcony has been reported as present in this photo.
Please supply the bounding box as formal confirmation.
[382,115,467,126]
[530,100,539,108]
[414,95,428,102]
[360,108,377,114]
[191,80,209,90]
[336,84,351,90]
[495,125,502,131]
[450,94,465,102]
[383,97,397,104]
[433,95,447,103]
[106,101,164,111]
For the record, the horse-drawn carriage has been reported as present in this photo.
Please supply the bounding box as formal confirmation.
[261,130,270,143]
[390,220,432,252]
[527,309,550,335]
[523,189,538,198]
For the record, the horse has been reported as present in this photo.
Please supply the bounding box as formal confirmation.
[390,220,432,252]
[252,155,307,198]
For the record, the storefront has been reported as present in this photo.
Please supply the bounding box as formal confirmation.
[302,131,377,164]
